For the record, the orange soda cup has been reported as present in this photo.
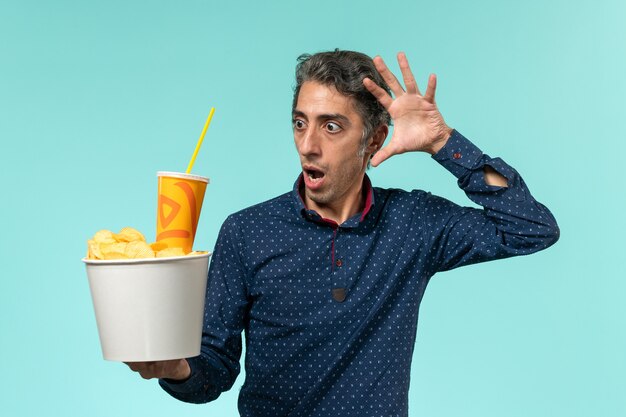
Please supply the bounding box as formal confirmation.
[156,171,209,253]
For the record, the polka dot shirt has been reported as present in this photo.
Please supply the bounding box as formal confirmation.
[160,130,560,416]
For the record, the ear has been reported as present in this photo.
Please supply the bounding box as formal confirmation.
[364,124,388,154]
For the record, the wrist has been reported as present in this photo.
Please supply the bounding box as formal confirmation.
[426,126,453,155]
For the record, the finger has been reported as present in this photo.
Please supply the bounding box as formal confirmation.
[424,73,437,103]
[139,363,157,379]
[126,361,153,369]
[126,362,155,379]
[372,55,405,98]
[397,52,421,95]
[363,77,393,110]
[370,143,398,167]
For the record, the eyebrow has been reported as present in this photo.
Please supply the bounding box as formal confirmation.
[292,110,352,126]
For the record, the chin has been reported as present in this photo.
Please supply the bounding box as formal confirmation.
[306,189,333,205]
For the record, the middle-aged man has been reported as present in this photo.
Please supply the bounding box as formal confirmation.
[128,50,559,417]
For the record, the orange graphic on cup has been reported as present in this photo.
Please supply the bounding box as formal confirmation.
[156,172,209,253]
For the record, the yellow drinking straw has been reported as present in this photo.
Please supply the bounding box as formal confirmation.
[186,107,215,174]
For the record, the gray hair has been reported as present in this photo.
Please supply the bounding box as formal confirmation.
[292,49,391,155]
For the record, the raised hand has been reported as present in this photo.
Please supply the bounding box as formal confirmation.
[363,52,452,166]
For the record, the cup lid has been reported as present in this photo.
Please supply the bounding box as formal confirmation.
[157,171,209,183]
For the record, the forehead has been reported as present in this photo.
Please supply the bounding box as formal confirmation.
[295,81,361,120]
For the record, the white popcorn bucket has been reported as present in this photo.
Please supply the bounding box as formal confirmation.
[83,253,210,361]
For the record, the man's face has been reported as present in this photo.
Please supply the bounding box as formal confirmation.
[293,81,369,208]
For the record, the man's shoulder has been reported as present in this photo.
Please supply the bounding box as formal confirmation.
[372,185,458,215]
[226,191,295,225]
[373,185,431,204]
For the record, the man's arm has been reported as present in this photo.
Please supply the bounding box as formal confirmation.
[159,216,249,403]
[363,52,558,270]
[127,216,249,404]
[425,129,559,272]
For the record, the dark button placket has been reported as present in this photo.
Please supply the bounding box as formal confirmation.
[330,227,348,302]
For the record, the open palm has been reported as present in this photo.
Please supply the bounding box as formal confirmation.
[363,52,452,166]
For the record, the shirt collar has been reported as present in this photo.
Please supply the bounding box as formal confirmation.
[291,173,375,228]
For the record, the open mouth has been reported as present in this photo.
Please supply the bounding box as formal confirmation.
[305,168,325,182]
[303,165,326,189]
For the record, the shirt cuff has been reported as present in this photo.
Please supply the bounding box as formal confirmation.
[158,356,204,394]
[431,129,484,178]
[431,129,524,199]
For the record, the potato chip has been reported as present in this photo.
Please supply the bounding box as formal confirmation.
[87,239,104,260]
[87,228,204,260]
[114,227,146,243]
[103,251,130,260]
[100,242,128,259]
[93,230,116,244]
[125,241,155,259]
[156,247,186,258]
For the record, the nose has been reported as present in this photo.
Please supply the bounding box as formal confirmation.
[296,127,322,157]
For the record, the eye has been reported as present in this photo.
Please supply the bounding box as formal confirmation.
[293,119,306,130]
[324,122,342,133]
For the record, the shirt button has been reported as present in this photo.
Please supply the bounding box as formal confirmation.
[332,288,346,302]
[335,259,343,267]
[453,152,462,159]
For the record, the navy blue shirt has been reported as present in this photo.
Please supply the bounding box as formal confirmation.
[160,130,559,416]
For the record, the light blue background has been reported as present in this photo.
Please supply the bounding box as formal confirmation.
[1,0,624,416]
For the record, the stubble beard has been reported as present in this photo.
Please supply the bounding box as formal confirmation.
[306,157,365,207]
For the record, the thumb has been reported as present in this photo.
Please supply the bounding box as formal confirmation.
[370,144,397,167]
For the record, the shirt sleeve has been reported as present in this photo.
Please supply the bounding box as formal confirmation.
[159,215,249,403]
[426,129,560,273]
